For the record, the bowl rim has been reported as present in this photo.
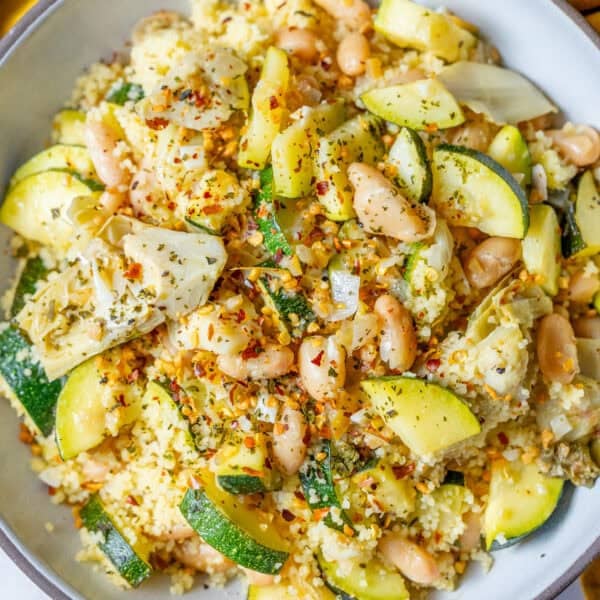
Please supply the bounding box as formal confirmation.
[0,0,599,599]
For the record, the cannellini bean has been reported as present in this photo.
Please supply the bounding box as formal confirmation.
[568,269,600,304]
[85,112,130,189]
[272,406,308,476]
[459,511,482,552]
[313,0,371,29]
[536,313,580,384]
[450,119,495,153]
[547,125,600,167]
[463,237,521,289]
[348,163,436,242]
[379,534,440,586]
[374,294,417,372]
[573,316,600,339]
[276,27,319,62]
[217,344,294,381]
[298,335,346,401]
[337,33,370,76]
[241,568,276,586]
[174,537,233,573]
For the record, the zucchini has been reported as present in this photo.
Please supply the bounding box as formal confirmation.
[180,471,290,574]
[562,171,600,258]
[80,494,152,587]
[362,79,464,131]
[272,101,346,198]
[248,583,335,600]
[487,125,532,187]
[374,0,476,62]
[257,270,315,335]
[52,109,86,146]
[238,46,290,170]
[318,554,409,600]
[0,170,102,250]
[387,127,432,203]
[431,144,529,238]
[316,114,385,221]
[10,256,48,318]
[215,429,280,494]
[522,204,561,296]
[9,144,96,189]
[254,167,293,257]
[106,81,145,105]
[361,376,481,459]
[576,338,600,380]
[402,241,425,285]
[0,326,62,436]
[483,459,563,550]
[55,354,141,460]
[299,440,353,532]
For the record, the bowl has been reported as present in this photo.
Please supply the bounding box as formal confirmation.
[0,1,599,599]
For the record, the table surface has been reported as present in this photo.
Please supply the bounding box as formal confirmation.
[0,1,596,599]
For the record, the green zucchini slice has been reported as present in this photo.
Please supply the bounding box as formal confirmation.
[238,46,290,170]
[9,144,96,189]
[361,376,481,459]
[387,127,432,203]
[563,170,600,258]
[374,0,476,62]
[10,256,48,318]
[55,354,141,460]
[316,114,385,221]
[431,144,529,238]
[487,125,532,187]
[318,554,409,600]
[52,109,86,146]
[180,471,290,574]
[0,326,62,437]
[0,170,102,250]
[522,204,561,296]
[483,459,563,550]
[361,79,464,130]
[80,494,152,587]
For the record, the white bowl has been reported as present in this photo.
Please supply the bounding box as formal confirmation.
[0,1,599,599]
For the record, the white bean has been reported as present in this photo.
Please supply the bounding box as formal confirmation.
[337,33,370,76]
[573,316,600,339]
[348,163,435,242]
[547,125,600,167]
[536,313,580,384]
[276,28,319,62]
[298,335,346,401]
[379,534,440,585]
[217,344,294,381]
[463,237,521,289]
[272,406,308,476]
[568,268,600,304]
[313,0,371,30]
[459,511,482,552]
[374,294,417,372]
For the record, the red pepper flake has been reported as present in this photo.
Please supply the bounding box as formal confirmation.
[202,204,222,215]
[117,394,127,407]
[425,123,439,133]
[498,432,509,446]
[126,495,139,506]
[241,342,261,360]
[47,486,57,496]
[244,436,256,449]
[392,463,415,480]
[203,191,212,199]
[274,247,284,264]
[316,180,329,196]
[281,509,296,522]
[123,262,143,281]
[145,117,169,130]
[426,358,441,372]
[269,95,279,110]
[167,201,177,211]
[294,490,306,502]
[207,323,215,341]
[236,309,246,324]
[311,350,325,366]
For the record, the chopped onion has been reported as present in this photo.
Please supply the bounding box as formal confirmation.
[329,270,360,322]
[531,164,548,202]
[438,62,557,124]
[550,414,572,440]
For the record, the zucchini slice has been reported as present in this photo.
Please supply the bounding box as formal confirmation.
[254,167,293,257]
[9,144,96,189]
[215,429,280,495]
[55,354,141,460]
[563,170,600,258]
[180,470,290,574]
[0,170,102,250]
[483,459,563,550]
[522,204,561,296]
[272,101,346,198]
[319,554,409,600]
[431,144,529,238]
[361,376,481,459]
[0,326,62,437]
[316,114,385,221]
[238,46,290,170]
[361,79,464,131]
[52,109,86,146]
[388,127,432,203]
[80,494,152,587]
[10,256,48,318]
[487,125,532,187]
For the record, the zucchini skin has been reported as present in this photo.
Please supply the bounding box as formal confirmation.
[0,326,62,436]
[80,494,152,587]
[10,256,48,317]
[180,488,289,574]
[217,474,268,495]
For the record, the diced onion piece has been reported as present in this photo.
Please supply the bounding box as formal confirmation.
[329,270,360,322]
